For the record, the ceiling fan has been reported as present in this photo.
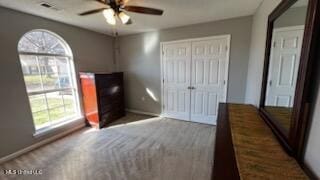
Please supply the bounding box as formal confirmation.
[79,0,164,25]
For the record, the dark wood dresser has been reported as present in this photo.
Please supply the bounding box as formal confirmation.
[80,72,125,128]
[212,103,308,180]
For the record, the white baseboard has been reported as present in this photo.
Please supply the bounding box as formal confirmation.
[126,109,160,117]
[0,123,85,164]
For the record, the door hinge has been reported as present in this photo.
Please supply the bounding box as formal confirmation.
[163,104,165,109]
[163,79,165,83]
[162,50,165,55]
[273,41,276,48]
[225,46,229,52]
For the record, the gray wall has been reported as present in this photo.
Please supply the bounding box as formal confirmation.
[274,6,308,28]
[117,16,253,114]
[0,7,114,158]
[245,3,307,106]
[245,0,320,178]
[304,92,320,178]
[304,40,320,177]
[245,0,281,106]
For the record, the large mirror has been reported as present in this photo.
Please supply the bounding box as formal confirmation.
[260,0,320,161]
[264,0,309,136]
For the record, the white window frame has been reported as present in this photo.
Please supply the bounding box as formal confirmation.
[18,30,82,134]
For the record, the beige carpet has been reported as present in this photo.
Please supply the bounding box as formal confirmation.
[0,113,216,180]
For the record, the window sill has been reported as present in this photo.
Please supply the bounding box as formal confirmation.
[33,116,84,138]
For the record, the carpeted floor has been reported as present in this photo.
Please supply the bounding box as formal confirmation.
[0,113,216,180]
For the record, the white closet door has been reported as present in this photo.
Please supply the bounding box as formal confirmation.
[190,38,229,125]
[163,42,191,121]
[266,26,304,107]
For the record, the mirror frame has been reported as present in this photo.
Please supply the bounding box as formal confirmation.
[259,0,320,162]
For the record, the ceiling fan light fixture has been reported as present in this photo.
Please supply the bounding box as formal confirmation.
[103,9,116,25]
[118,11,130,24]
[106,16,116,25]
[79,1,164,26]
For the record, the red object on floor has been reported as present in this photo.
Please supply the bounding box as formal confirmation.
[80,72,125,128]
[80,73,99,128]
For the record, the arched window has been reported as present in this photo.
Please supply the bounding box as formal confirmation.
[18,30,80,130]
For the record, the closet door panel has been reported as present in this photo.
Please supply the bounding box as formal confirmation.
[161,35,230,125]
[163,42,191,121]
[190,38,229,125]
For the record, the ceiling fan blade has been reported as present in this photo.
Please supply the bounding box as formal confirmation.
[118,0,130,5]
[79,8,108,16]
[123,6,163,15]
[95,0,108,5]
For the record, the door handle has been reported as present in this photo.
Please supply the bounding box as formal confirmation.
[187,86,196,90]
[191,87,196,90]
[187,86,192,89]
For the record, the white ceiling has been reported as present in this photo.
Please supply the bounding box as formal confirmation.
[0,0,263,36]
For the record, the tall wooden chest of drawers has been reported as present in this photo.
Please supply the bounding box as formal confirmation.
[80,72,125,128]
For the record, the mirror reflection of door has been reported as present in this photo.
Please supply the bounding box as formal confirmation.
[266,26,304,107]
[264,0,309,135]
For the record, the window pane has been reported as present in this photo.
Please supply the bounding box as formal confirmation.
[18,31,67,55]
[49,107,66,122]
[46,92,64,109]
[48,90,77,122]
[18,37,39,53]
[18,30,79,130]
[33,110,50,127]
[20,55,43,92]
[38,56,59,90]
[56,57,72,88]
[29,94,47,113]
[42,31,66,55]
[52,43,66,55]
[63,90,76,115]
